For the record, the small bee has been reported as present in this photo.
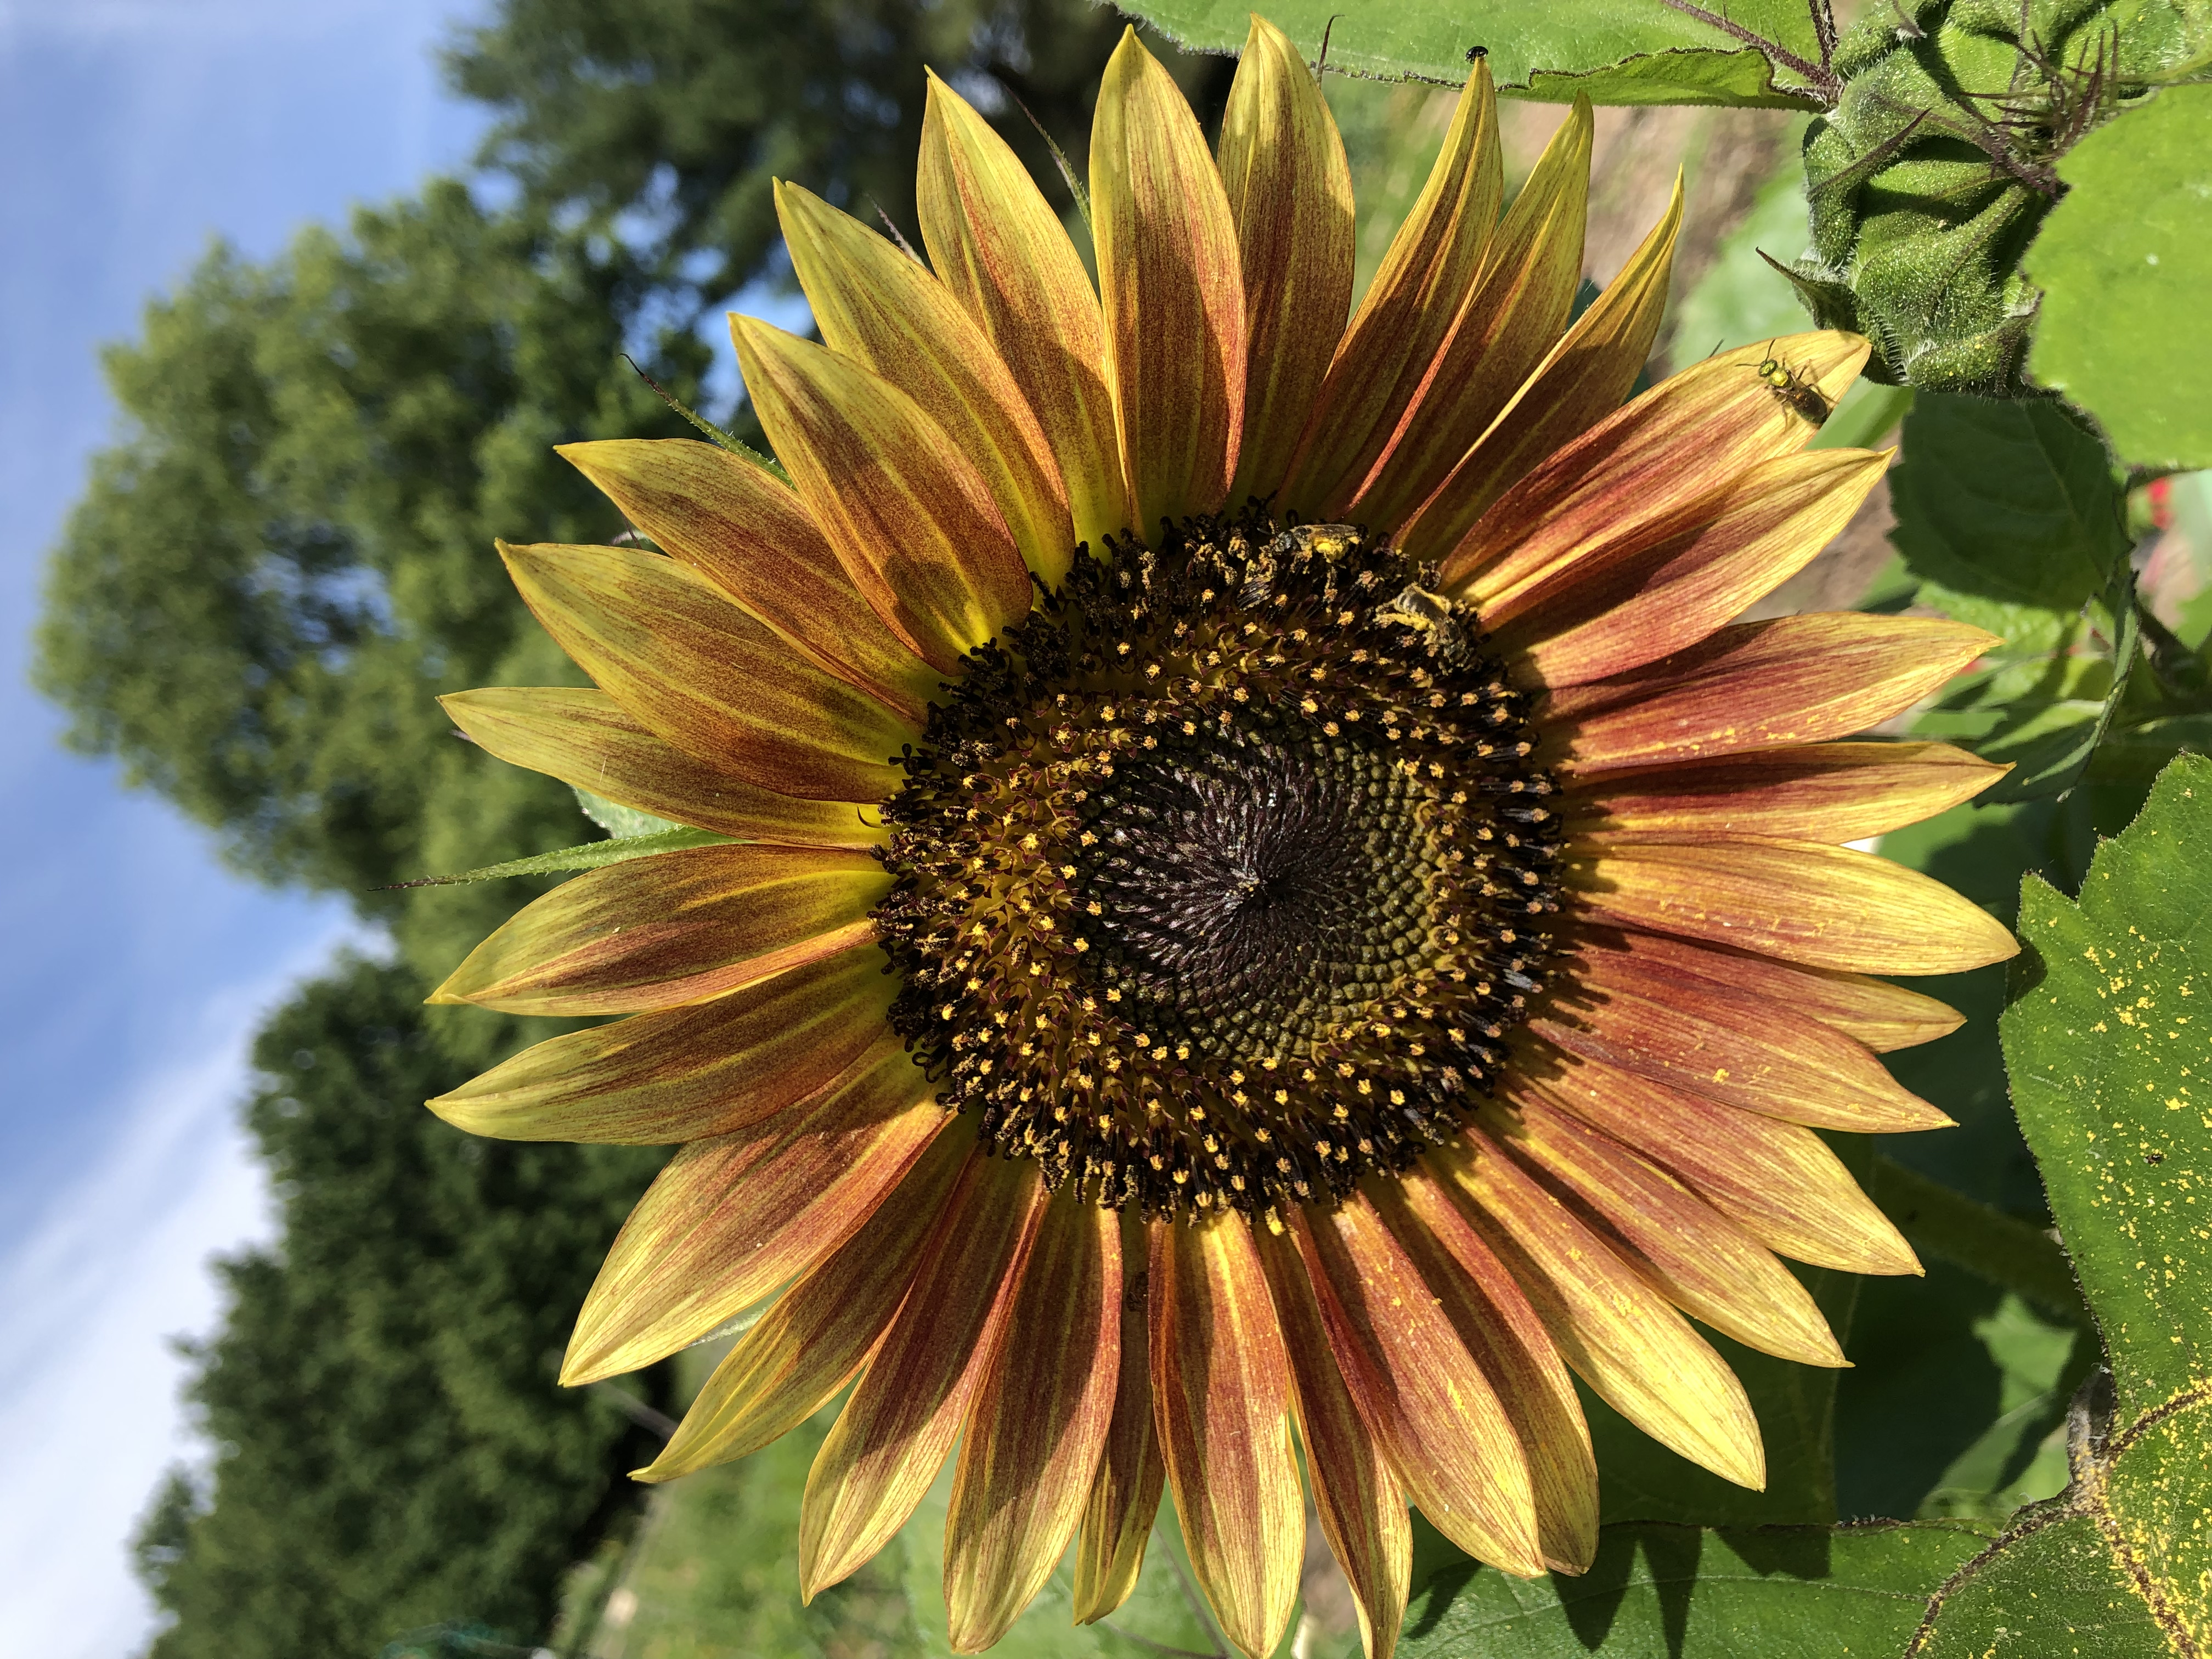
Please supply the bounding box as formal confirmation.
[1375,580,1475,669]
[1751,342,1834,426]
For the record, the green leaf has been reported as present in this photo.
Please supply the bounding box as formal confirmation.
[382,825,733,888]
[1399,1522,1994,1657]
[573,785,680,840]
[1114,0,1825,107]
[2028,84,2212,472]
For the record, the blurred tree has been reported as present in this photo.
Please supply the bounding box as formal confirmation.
[132,957,664,1659]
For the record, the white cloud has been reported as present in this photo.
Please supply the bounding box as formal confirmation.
[0,924,358,1659]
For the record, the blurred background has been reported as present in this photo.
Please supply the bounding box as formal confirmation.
[8,2,2199,1656]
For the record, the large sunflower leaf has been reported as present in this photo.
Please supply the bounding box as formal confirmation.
[2027,86,2212,473]
[1114,1,1826,108]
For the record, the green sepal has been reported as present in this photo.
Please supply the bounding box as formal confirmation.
[380,825,735,889]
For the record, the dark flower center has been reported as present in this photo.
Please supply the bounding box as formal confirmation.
[873,510,1561,1221]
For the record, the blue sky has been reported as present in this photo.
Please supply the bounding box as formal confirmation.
[0,2,489,1650]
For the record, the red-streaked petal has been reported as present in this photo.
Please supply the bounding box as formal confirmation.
[1566,740,2007,850]
[1219,13,1355,506]
[777,182,1075,588]
[1253,1226,1411,1659]
[428,945,893,1143]
[1496,448,1891,686]
[1441,332,1871,601]
[500,540,911,800]
[1570,838,2020,975]
[635,1125,972,1481]
[1150,1214,1304,1659]
[1520,1050,1921,1276]
[1438,1128,1765,1489]
[1349,97,1591,536]
[428,842,889,1016]
[439,686,889,849]
[1548,613,1999,775]
[1073,1212,1167,1623]
[1554,922,1964,1053]
[1092,26,1245,535]
[556,439,938,721]
[800,1152,1046,1598]
[1398,175,1683,564]
[918,71,1127,551]
[561,1036,945,1383]
[1485,1092,1844,1367]
[945,1193,1120,1652]
[731,316,1032,670]
[1280,60,1500,521]
[1531,952,1953,1132]
[1290,1193,1548,1577]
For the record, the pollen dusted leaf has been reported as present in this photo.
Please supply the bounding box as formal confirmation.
[1090,26,1247,534]
[561,1035,946,1384]
[439,686,890,849]
[428,841,890,1015]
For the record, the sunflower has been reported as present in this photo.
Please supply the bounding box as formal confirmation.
[427,20,2016,1659]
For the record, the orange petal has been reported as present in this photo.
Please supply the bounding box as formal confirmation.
[1520,1050,1921,1276]
[1218,13,1355,506]
[427,945,893,1143]
[1567,740,2007,851]
[1072,1211,1167,1623]
[1290,1195,1547,1576]
[1484,1092,1844,1367]
[1440,331,1871,601]
[945,1193,1120,1652]
[439,686,888,849]
[1548,613,1999,775]
[1497,448,1890,687]
[1531,950,1953,1132]
[500,540,911,800]
[1091,26,1245,534]
[800,1152,1046,1598]
[730,317,1032,670]
[776,182,1076,587]
[1398,174,1683,563]
[556,439,938,722]
[1438,1127,1765,1489]
[1554,923,1963,1053]
[1252,1226,1410,1659]
[1149,1214,1303,1659]
[636,1125,972,1481]
[918,71,1127,550]
[561,1036,945,1383]
[1349,97,1591,537]
[1570,838,2020,975]
[1280,59,1500,521]
[428,842,889,1015]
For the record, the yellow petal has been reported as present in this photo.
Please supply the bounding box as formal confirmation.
[561,1035,945,1384]
[1280,59,1500,520]
[918,71,1127,550]
[1091,26,1246,535]
[1149,1213,1303,1659]
[1071,1210,1166,1623]
[776,182,1075,585]
[428,842,888,1016]
[1440,1129,1767,1491]
[800,1153,1046,1599]
[637,1126,972,1482]
[439,686,888,848]
[1399,176,1683,563]
[556,438,938,722]
[427,945,893,1143]
[1218,13,1354,506]
[1571,838,2021,976]
[1351,97,1592,537]
[945,1193,1120,1652]
[730,317,1032,669]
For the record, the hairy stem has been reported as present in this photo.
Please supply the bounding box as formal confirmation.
[1871,1154,2091,1328]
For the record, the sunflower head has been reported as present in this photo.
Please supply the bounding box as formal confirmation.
[428,19,2016,1659]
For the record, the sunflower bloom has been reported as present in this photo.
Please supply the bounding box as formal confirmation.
[428,21,2016,1659]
